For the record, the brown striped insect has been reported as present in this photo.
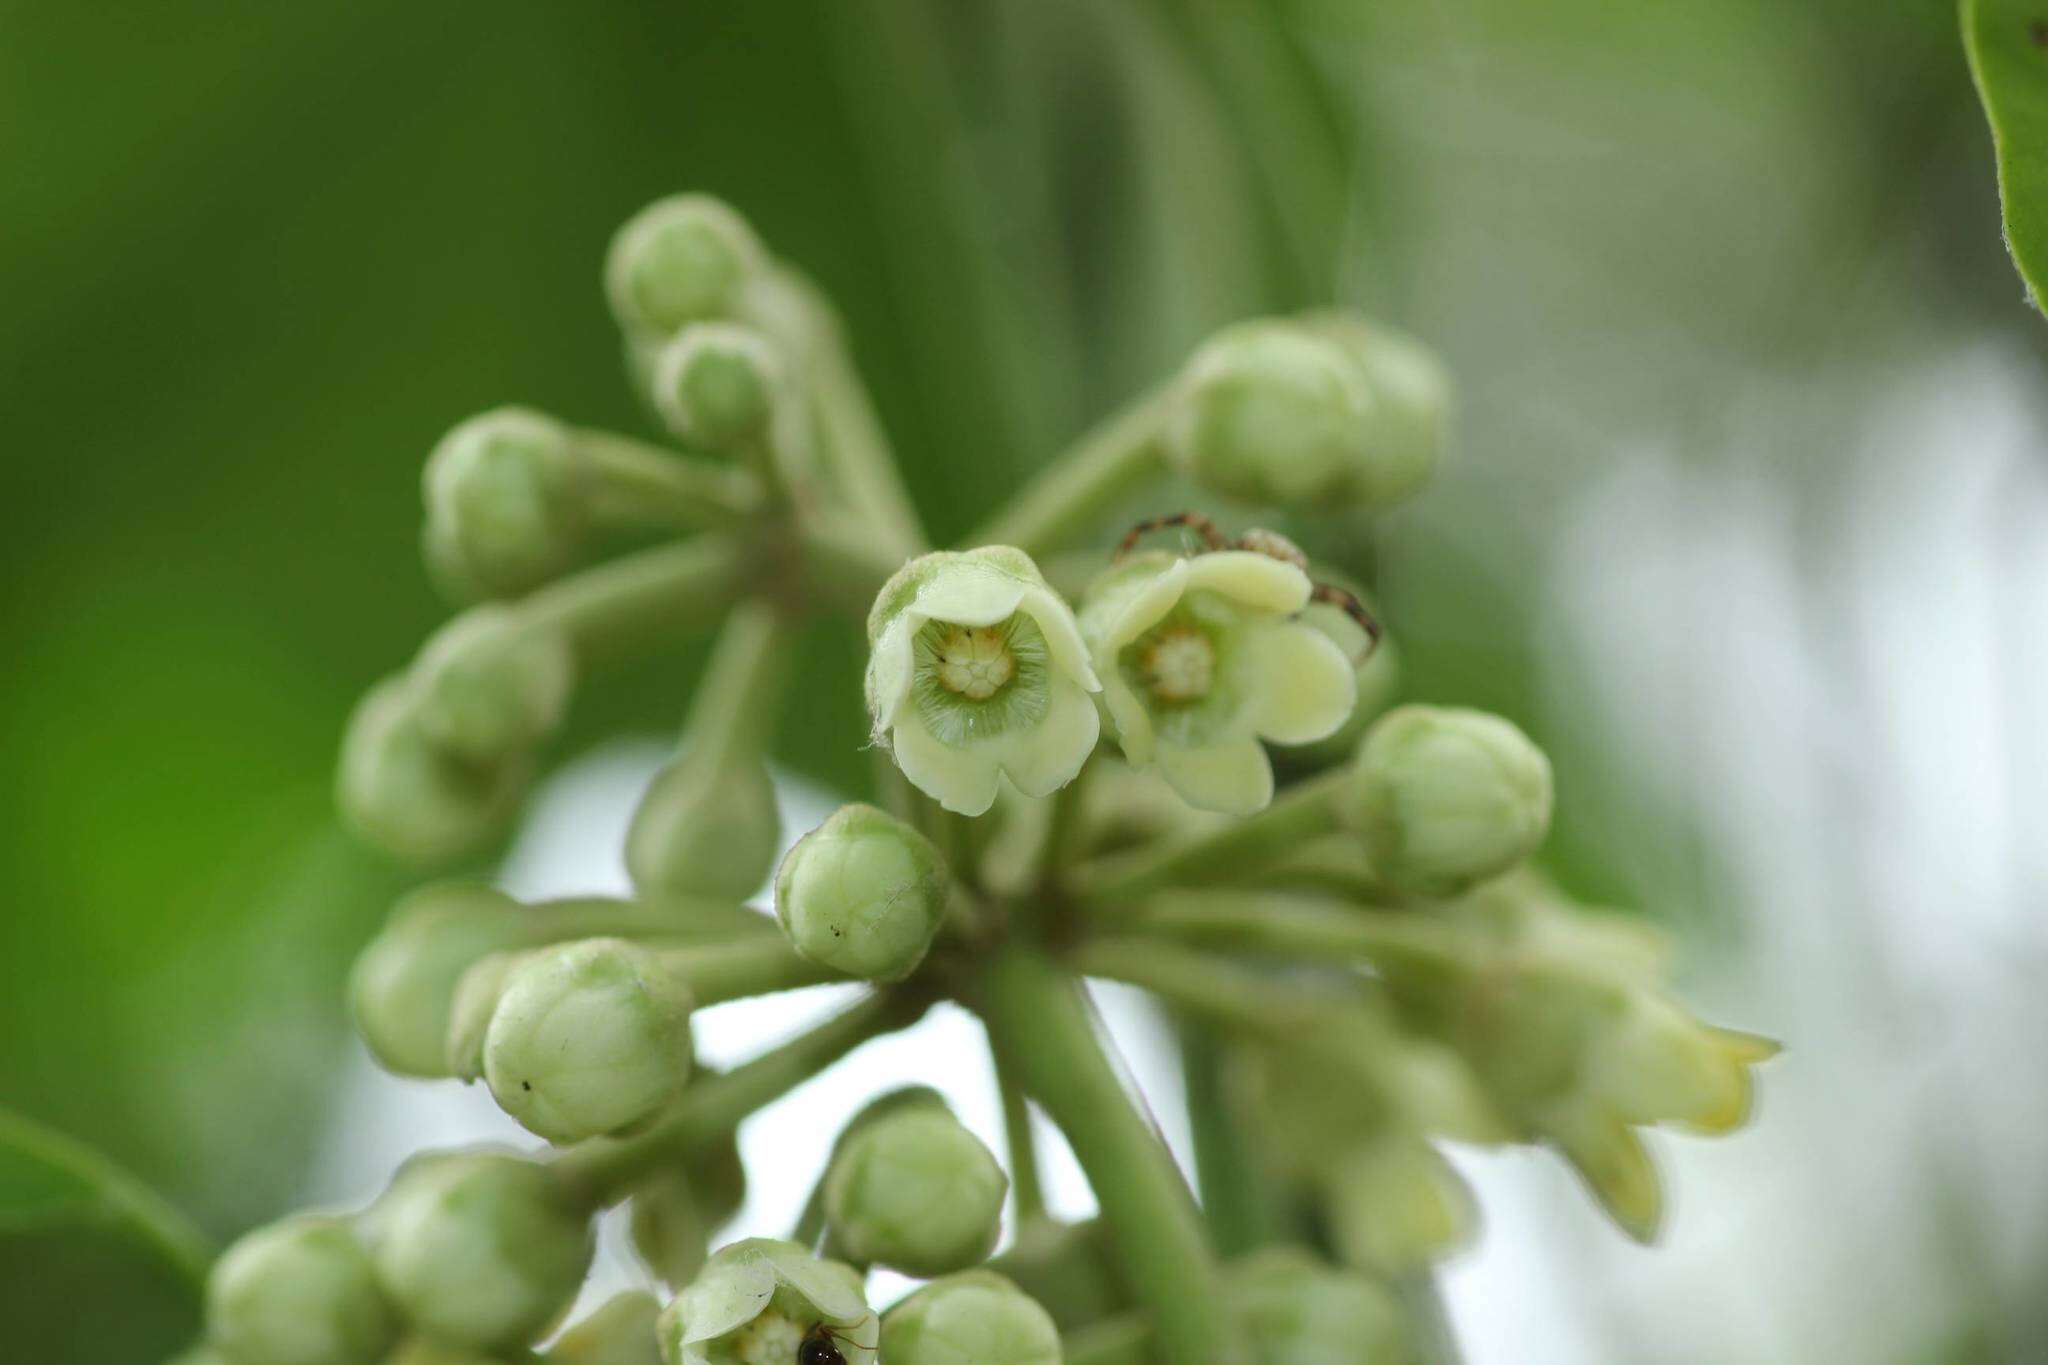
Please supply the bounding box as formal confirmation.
[1115,511,1384,652]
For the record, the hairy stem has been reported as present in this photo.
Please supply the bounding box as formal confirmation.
[517,533,753,662]
[978,944,1247,1365]
[1072,770,1346,909]
[966,389,1173,556]
[553,993,910,1206]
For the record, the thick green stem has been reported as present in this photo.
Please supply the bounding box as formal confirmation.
[966,390,1173,556]
[0,1107,213,1293]
[807,335,927,556]
[1072,938,1312,1042]
[517,534,753,662]
[553,993,911,1206]
[798,512,912,614]
[978,945,1247,1365]
[573,429,766,529]
[1063,1316,1154,1365]
[1073,771,1346,910]
[1176,1019,1281,1257]
[652,935,842,1005]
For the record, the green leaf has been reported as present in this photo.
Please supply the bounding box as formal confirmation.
[1964,0,2048,311]
[0,1107,212,1295]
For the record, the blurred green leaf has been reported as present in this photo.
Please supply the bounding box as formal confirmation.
[0,1107,211,1295]
[1964,0,2048,311]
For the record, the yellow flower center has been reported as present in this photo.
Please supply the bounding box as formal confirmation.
[1141,627,1215,703]
[932,626,1015,700]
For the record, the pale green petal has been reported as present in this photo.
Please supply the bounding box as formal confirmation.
[1247,622,1357,745]
[1015,585,1100,692]
[1099,675,1158,765]
[675,1256,777,1343]
[755,1243,871,1325]
[866,615,921,730]
[891,712,1003,816]
[1100,558,1190,652]
[1155,736,1274,815]
[994,681,1100,797]
[1183,550,1310,614]
[913,559,1032,627]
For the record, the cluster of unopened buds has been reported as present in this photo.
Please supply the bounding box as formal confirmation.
[181,194,1774,1365]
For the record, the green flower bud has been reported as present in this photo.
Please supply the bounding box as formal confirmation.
[865,546,1102,816]
[445,949,529,1082]
[1340,705,1554,897]
[367,1152,594,1350]
[654,325,779,448]
[629,1126,748,1287]
[548,1291,664,1365]
[1325,1136,1477,1274]
[823,1107,1007,1276]
[657,1238,877,1365]
[206,1216,395,1365]
[423,408,588,599]
[383,1341,512,1365]
[878,1271,1061,1365]
[607,196,765,337]
[411,609,574,766]
[1229,1248,1407,1365]
[482,938,695,1144]
[350,884,528,1077]
[1165,317,1446,511]
[626,748,781,904]
[337,678,525,866]
[774,804,947,982]
[1540,1104,1664,1243]
[1079,549,1356,814]
[1581,992,1773,1136]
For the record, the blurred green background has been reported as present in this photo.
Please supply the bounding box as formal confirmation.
[1,1,2033,1361]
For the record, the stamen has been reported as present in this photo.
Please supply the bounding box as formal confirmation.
[1141,627,1215,703]
[933,625,1016,699]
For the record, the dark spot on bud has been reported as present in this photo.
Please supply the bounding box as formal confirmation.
[522,1080,532,1091]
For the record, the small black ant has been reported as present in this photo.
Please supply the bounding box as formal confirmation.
[798,1322,874,1365]
[1114,511,1383,652]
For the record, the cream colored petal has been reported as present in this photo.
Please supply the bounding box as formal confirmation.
[1017,585,1101,692]
[1184,550,1310,615]
[994,680,1100,797]
[912,559,1030,627]
[890,712,1002,816]
[1100,675,1157,765]
[1101,558,1190,652]
[864,613,922,730]
[1248,621,1358,744]
[1155,736,1274,815]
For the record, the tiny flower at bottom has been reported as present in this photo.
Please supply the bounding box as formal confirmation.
[659,1239,877,1365]
[879,1271,1062,1365]
[865,547,1101,816]
[1079,550,1356,814]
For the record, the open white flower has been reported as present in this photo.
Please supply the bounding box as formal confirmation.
[1079,550,1356,814]
[864,547,1101,816]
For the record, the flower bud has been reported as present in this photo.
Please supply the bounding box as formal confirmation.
[482,938,695,1144]
[206,1216,395,1365]
[1165,317,1446,511]
[423,408,588,599]
[445,949,529,1082]
[824,1106,1007,1276]
[350,884,528,1077]
[1325,1136,1477,1274]
[383,1342,512,1365]
[548,1291,664,1365]
[653,325,779,448]
[629,1127,748,1287]
[337,678,525,866]
[878,1271,1061,1365]
[1339,705,1553,897]
[657,1238,877,1365]
[865,546,1102,816]
[626,748,781,904]
[1229,1248,1407,1365]
[411,609,574,766]
[606,196,765,337]
[774,804,947,982]
[1078,549,1355,814]
[367,1152,594,1350]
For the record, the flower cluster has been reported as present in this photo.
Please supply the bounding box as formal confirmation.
[186,193,1773,1365]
